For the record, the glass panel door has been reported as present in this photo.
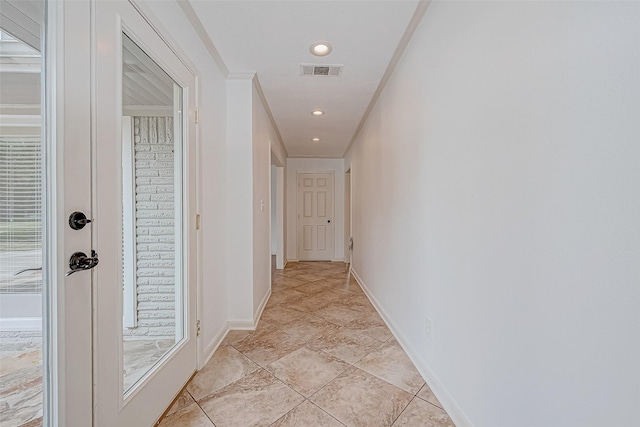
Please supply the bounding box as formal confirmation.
[121,33,184,394]
[0,2,46,424]
[93,1,197,425]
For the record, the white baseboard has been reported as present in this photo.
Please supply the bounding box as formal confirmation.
[351,269,473,427]
[228,319,256,330]
[254,288,271,326]
[228,289,271,331]
[200,324,228,369]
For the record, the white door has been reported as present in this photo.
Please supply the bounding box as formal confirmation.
[92,1,197,426]
[297,173,334,261]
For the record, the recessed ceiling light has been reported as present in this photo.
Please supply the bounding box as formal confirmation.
[311,138,321,142]
[310,41,332,57]
[311,110,324,116]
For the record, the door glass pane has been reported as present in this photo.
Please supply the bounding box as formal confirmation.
[121,33,183,394]
[0,1,46,424]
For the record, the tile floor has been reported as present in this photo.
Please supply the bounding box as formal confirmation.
[160,262,454,427]
[0,337,175,427]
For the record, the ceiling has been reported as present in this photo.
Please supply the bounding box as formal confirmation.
[189,0,421,158]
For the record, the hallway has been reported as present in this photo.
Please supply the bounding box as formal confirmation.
[159,262,454,427]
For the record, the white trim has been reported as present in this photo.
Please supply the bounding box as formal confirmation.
[129,0,200,78]
[254,288,270,325]
[254,76,287,157]
[174,0,228,76]
[194,73,204,372]
[343,0,432,157]
[121,116,137,329]
[173,81,185,347]
[228,287,271,331]
[227,319,256,330]
[350,269,473,427]
[201,324,228,369]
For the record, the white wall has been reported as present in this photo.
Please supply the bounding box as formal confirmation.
[139,1,229,364]
[345,2,640,427]
[226,76,254,325]
[252,82,286,316]
[286,158,344,262]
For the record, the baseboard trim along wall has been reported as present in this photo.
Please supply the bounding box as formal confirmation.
[201,324,229,369]
[254,289,271,326]
[350,269,474,427]
[227,319,256,330]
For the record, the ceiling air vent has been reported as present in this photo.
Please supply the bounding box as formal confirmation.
[300,64,343,77]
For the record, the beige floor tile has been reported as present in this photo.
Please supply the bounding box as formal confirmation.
[199,369,304,427]
[271,401,345,427]
[260,305,307,327]
[355,339,425,394]
[417,384,443,409]
[310,367,413,427]
[233,329,305,366]
[267,346,350,397]
[286,292,343,313]
[293,281,333,295]
[158,263,454,426]
[266,289,307,307]
[159,402,213,427]
[314,305,366,326]
[392,397,454,427]
[294,273,327,282]
[165,389,196,417]
[187,343,260,401]
[318,276,350,286]
[344,312,393,342]
[224,322,277,346]
[279,314,341,342]
[272,276,308,289]
[308,326,382,364]
[331,293,375,313]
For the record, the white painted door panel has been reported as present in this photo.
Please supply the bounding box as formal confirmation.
[297,173,334,260]
[93,1,197,426]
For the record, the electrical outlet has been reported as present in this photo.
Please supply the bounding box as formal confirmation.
[425,316,433,339]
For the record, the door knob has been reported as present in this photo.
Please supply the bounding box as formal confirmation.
[66,250,99,276]
[327,219,331,224]
[69,211,92,230]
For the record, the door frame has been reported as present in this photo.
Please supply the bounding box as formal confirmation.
[296,170,335,261]
[47,1,94,426]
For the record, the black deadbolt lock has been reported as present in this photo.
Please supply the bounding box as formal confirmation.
[69,211,92,230]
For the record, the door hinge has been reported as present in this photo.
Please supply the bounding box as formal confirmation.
[197,320,201,337]
[195,109,199,124]
[196,214,201,230]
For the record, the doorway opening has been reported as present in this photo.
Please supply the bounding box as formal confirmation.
[344,168,351,265]
[270,150,284,273]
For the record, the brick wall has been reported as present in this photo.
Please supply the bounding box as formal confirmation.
[124,116,176,340]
